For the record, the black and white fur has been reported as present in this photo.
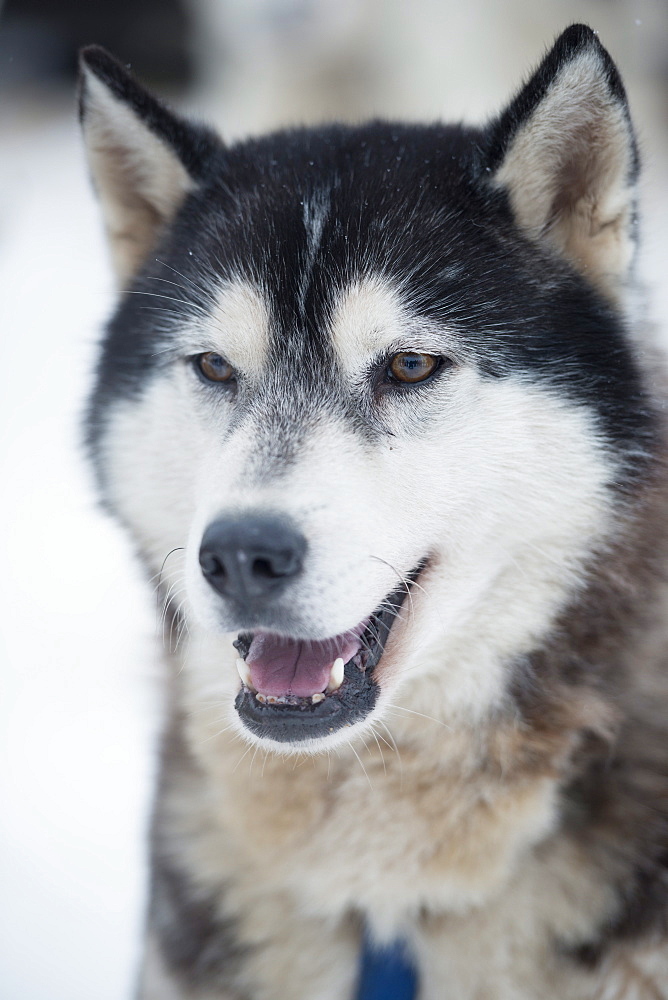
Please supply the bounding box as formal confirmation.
[80,25,668,999]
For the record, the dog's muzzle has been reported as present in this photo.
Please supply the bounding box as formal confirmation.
[198,513,424,745]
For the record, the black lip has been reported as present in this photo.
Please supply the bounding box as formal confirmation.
[234,562,425,743]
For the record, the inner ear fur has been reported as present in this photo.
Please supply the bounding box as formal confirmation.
[79,47,218,285]
[486,25,638,302]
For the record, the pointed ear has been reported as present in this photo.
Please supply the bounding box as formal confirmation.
[486,25,638,302]
[78,46,219,285]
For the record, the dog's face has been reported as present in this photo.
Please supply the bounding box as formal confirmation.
[81,28,651,751]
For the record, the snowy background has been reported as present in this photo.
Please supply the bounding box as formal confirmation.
[1,1,668,998]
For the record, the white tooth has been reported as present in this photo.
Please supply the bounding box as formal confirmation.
[327,657,345,693]
[311,692,325,704]
[236,658,254,689]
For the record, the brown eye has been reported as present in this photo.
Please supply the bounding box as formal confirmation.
[388,352,439,384]
[195,352,235,383]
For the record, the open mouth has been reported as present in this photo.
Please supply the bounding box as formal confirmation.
[233,564,424,743]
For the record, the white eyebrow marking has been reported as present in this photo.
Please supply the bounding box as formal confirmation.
[328,276,413,372]
[195,279,271,375]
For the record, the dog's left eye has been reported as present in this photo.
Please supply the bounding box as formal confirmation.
[194,352,235,383]
[388,352,440,384]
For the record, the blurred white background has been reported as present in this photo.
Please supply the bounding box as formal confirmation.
[1,1,667,998]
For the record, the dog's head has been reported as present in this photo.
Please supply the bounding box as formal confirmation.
[80,26,654,751]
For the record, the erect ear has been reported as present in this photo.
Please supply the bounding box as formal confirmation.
[486,25,638,303]
[78,46,219,285]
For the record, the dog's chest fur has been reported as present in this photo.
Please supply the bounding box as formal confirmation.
[157,701,628,999]
[196,729,556,929]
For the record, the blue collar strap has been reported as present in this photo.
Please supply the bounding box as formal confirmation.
[355,930,419,1000]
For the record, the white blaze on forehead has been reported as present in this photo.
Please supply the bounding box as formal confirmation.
[299,191,330,310]
[197,279,270,375]
[303,192,329,262]
[329,276,420,374]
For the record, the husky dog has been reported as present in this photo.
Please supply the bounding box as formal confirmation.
[80,24,668,999]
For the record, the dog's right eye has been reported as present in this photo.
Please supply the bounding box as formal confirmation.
[194,352,236,384]
[388,352,441,384]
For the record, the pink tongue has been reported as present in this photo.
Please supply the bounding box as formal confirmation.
[246,627,365,697]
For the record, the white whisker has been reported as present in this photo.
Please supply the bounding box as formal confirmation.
[233,744,255,772]
[368,554,421,620]
[367,726,387,774]
[347,740,373,790]
[386,704,452,731]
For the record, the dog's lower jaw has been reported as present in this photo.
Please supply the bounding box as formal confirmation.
[234,664,380,746]
[228,567,426,746]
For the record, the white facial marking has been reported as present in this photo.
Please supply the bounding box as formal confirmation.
[328,275,461,376]
[329,276,411,370]
[187,279,270,376]
[298,191,330,309]
[303,191,329,265]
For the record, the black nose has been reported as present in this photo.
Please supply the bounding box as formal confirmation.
[199,515,307,603]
